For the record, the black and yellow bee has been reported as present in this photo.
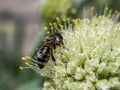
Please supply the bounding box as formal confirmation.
[37,33,63,69]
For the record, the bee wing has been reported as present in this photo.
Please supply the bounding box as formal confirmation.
[45,34,56,41]
[32,34,56,59]
[44,35,56,45]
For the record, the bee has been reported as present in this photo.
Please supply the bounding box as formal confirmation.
[37,33,63,69]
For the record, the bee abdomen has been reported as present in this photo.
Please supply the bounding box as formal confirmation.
[37,61,45,69]
[37,46,50,69]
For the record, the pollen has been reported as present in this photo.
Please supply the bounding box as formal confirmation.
[59,24,64,28]
[19,66,23,70]
[25,56,31,60]
[25,62,31,67]
[22,57,27,60]
[44,81,51,88]
[56,17,60,22]
[63,17,67,22]
[44,26,48,31]
[49,23,52,26]
[51,27,53,30]
[53,22,57,28]
[66,17,70,21]
[98,15,103,22]
[87,20,91,25]
[73,19,80,28]
[47,31,50,34]
[85,47,92,53]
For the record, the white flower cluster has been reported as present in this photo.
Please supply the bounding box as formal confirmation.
[21,9,120,90]
[41,13,120,90]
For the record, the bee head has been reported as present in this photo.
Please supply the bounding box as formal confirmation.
[55,33,63,45]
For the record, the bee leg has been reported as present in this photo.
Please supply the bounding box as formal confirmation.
[51,54,56,62]
[50,48,56,62]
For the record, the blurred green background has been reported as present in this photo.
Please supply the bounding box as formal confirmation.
[0,0,119,90]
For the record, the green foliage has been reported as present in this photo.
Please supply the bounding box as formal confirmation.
[42,0,76,25]
[15,79,42,90]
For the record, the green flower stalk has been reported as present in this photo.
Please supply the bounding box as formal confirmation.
[21,8,120,90]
